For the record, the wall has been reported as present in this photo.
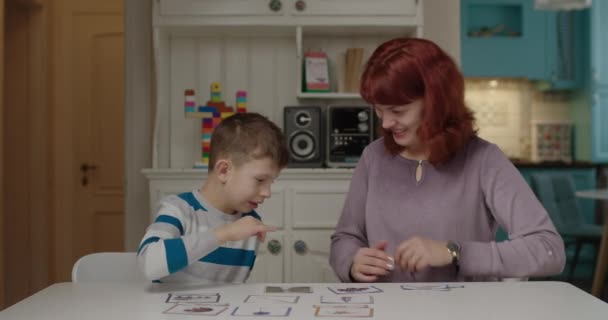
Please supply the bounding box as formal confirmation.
[423,0,460,64]
[465,79,578,160]
[125,0,153,251]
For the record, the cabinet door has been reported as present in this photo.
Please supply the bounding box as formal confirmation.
[288,231,339,283]
[290,0,417,16]
[159,0,283,17]
[592,89,608,162]
[461,0,548,79]
[248,233,285,283]
[591,0,608,87]
[544,11,585,89]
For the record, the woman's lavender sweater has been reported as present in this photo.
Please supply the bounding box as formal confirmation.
[330,136,565,282]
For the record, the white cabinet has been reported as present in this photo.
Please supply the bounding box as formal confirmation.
[290,0,418,17]
[158,0,284,17]
[155,0,421,26]
[142,168,352,283]
[146,0,423,282]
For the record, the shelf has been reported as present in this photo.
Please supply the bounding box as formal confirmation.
[297,92,362,99]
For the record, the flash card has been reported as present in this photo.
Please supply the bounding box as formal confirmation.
[231,305,292,317]
[314,305,373,317]
[166,292,220,303]
[265,286,312,294]
[320,295,373,304]
[327,285,382,294]
[245,295,300,304]
[401,284,452,291]
[163,303,228,316]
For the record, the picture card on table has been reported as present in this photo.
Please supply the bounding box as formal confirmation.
[163,303,228,316]
[320,295,374,304]
[327,285,382,294]
[232,305,292,317]
[401,284,464,291]
[165,292,220,304]
[314,305,373,317]
[244,295,300,304]
[265,286,312,294]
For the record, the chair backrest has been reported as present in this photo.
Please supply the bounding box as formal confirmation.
[72,252,147,283]
[530,173,586,232]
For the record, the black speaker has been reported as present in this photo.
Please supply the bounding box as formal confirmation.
[283,106,324,168]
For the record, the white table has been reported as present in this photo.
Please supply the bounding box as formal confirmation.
[576,188,608,297]
[1,282,606,319]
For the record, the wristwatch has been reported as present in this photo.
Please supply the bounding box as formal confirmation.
[446,241,461,272]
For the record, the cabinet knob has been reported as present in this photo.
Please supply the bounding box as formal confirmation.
[267,239,282,255]
[268,0,282,12]
[294,240,308,255]
[295,0,306,11]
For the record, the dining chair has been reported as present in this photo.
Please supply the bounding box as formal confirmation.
[71,252,147,283]
[530,173,603,281]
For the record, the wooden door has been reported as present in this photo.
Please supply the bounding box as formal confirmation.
[0,0,5,309]
[51,0,125,282]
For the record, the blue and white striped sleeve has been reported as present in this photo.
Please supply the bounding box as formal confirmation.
[136,201,219,281]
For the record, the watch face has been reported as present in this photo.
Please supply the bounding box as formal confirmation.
[447,241,460,252]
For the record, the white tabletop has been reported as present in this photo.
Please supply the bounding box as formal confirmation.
[1,281,606,320]
[575,188,608,200]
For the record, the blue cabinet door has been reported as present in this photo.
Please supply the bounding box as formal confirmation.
[591,0,608,88]
[590,0,608,162]
[461,0,547,79]
[544,10,586,89]
[591,88,608,162]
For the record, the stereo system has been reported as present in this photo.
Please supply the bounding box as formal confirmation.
[283,105,374,168]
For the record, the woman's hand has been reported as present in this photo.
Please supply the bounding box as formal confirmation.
[350,241,394,282]
[394,236,452,273]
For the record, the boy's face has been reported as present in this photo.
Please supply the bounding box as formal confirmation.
[224,157,281,214]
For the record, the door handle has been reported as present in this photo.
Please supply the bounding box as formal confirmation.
[80,163,98,186]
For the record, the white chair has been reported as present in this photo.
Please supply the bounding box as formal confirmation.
[71,252,148,283]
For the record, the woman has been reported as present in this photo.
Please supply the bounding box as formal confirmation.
[329,38,565,283]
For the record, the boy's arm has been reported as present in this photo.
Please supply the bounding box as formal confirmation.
[136,202,220,281]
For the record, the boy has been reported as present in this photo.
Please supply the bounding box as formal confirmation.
[137,112,288,283]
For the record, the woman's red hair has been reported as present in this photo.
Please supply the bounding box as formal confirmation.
[360,38,476,165]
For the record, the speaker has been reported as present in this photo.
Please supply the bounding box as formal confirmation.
[283,106,324,168]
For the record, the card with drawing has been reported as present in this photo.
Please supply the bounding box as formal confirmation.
[320,295,373,304]
[314,305,373,317]
[245,295,300,304]
[265,286,312,294]
[231,305,292,317]
[327,285,383,294]
[401,284,463,291]
[165,293,220,304]
[163,303,228,316]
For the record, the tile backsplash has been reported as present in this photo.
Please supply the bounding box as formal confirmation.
[465,79,574,160]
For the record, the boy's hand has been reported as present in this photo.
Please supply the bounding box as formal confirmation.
[350,240,394,282]
[215,216,277,243]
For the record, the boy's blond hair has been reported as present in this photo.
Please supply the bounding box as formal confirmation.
[209,113,288,171]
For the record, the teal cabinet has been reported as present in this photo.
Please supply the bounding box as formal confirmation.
[517,167,597,279]
[461,0,547,79]
[518,167,597,222]
[544,10,586,89]
[461,0,584,88]
[590,1,608,162]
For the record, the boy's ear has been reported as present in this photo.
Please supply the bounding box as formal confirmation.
[214,158,232,184]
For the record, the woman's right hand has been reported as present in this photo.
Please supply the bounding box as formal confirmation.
[349,241,394,282]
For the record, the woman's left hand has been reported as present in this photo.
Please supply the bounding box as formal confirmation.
[394,236,453,272]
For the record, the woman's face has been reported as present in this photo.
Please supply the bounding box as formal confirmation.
[374,99,424,150]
